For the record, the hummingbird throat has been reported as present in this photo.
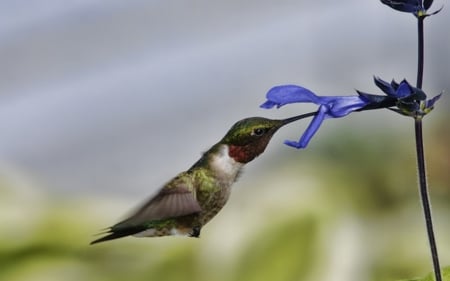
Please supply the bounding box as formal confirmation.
[228,144,262,163]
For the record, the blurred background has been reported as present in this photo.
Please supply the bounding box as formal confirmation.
[0,1,449,281]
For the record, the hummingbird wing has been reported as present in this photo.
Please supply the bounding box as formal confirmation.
[90,176,202,244]
[119,185,202,226]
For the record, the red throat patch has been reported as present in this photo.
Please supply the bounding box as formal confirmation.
[228,144,262,163]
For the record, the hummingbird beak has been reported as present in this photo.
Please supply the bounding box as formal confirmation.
[280,111,317,126]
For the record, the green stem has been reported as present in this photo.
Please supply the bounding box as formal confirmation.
[415,16,442,281]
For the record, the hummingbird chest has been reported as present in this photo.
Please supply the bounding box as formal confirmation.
[192,144,243,226]
[196,184,231,225]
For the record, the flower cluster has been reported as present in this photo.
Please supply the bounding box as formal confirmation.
[260,0,443,149]
[260,77,441,149]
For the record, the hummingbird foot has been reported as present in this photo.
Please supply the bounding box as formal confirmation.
[189,226,201,238]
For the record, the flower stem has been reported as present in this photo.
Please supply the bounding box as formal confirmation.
[416,17,424,89]
[415,15,442,281]
[415,118,442,281]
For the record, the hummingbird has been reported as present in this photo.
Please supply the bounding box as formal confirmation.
[90,113,313,244]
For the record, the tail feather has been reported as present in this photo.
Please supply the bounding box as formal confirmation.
[90,226,146,245]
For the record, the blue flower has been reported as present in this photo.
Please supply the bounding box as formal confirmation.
[261,77,441,148]
[380,0,442,17]
[260,85,372,148]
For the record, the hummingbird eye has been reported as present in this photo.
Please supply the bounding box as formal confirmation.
[252,127,267,136]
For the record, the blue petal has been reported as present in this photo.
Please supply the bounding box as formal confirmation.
[260,100,278,109]
[264,85,321,107]
[424,0,434,10]
[380,0,420,13]
[283,140,303,149]
[357,90,393,103]
[374,76,396,96]
[390,79,400,90]
[395,80,414,98]
[320,96,369,117]
[425,93,442,108]
[284,104,328,149]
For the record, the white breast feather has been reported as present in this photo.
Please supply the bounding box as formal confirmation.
[210,145,243,178]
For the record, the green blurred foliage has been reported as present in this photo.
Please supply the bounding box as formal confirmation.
[398,266,450,281]
[0,189,319,281]
[233,216,317,281]
[0,113,449,281]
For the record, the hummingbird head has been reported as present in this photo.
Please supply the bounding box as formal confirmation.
[219,113,311,163]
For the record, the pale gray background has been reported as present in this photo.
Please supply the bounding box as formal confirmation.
[0,0,448,198]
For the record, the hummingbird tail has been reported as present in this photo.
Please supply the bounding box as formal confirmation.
[90,226,146,245]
